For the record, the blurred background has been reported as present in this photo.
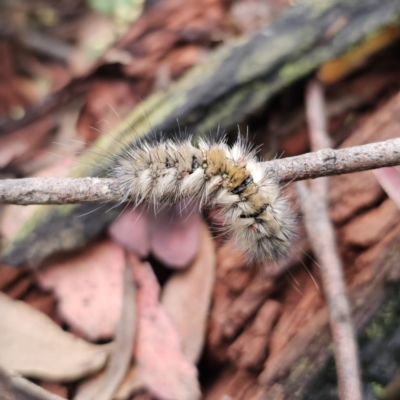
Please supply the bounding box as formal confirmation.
[1,0,400,399]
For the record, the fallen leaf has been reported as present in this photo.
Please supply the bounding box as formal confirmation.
[41,382,68,398]
[161,222,216,363]
[149,204,202,269]
[37,240,125,340]
[108,208,150,258]
[77,365,145,400]
[373,167,400,209]
[0,366,67,400]
[114,365,144,400]
[75,252,136,400]
[0,292,108,381]
[132,260,201,400]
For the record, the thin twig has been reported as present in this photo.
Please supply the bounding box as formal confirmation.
[0,138,399,205]
[297,80,362,400]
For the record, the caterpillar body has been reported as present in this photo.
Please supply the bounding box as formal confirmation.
[110,135,295,264]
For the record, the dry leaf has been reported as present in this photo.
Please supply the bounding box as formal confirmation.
[373,167,400,209]
[108,208,150,258]
[0,366,67,400]
[0,292,108,382]
[132,260,201,400]
[161,222,216,363]
[114,365,144,400]
[149,204,202,269]
[75,253,136,400]
[37,240,125,340]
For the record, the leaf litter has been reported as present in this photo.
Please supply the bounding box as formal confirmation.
[129,257,201,400]
[37,241,125,340]
[2,0,400,398]
[74,252,136,400]
[161,221,216,363]
[0,292,108,382]
[0,365,67,400]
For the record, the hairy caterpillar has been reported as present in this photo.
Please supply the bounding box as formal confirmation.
[109,134,295,264]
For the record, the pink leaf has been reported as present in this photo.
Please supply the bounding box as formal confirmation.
[37,240,125,340]
[149,205,201,269]
[108,207,150,258]
[373,167,400,209]
[161,222,216,363]
[132,258,201,400]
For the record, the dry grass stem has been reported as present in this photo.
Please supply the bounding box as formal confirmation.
[296,79,362,400]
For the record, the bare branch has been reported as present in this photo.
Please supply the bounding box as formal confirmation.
[0,177,122,205]
[271,138,400,182]
[0,138,399,205]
